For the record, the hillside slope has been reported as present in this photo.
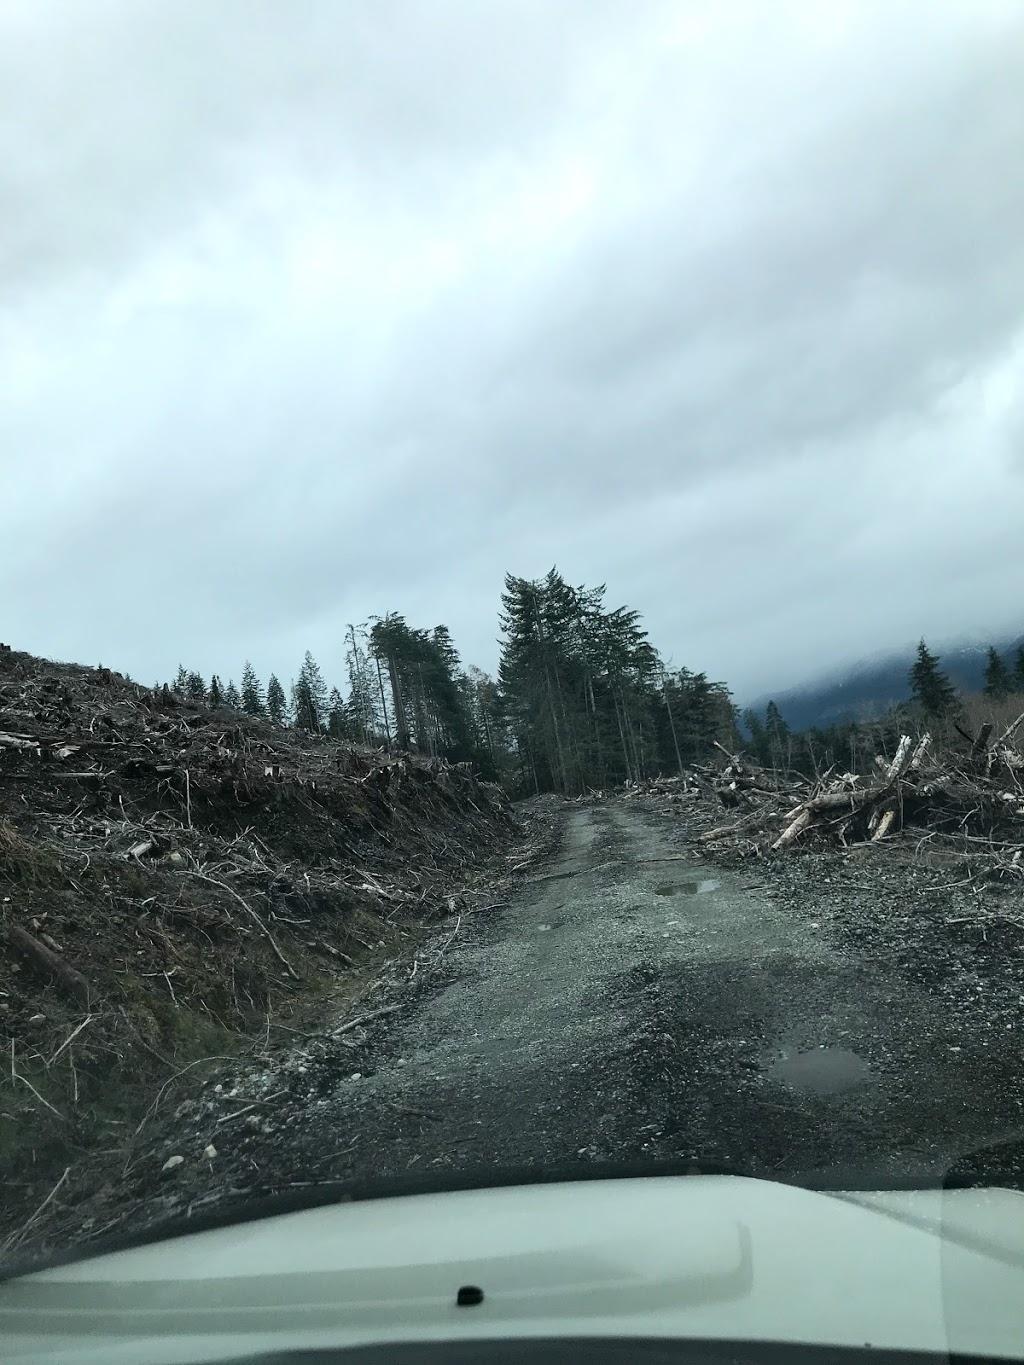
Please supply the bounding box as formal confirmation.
[0,647,516,1223]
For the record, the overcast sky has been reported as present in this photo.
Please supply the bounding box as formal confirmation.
[3,0,1024,702]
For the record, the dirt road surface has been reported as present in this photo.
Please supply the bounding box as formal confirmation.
[196,799,1024,1200]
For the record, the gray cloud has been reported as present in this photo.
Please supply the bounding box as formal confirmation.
[3,0,1024,703]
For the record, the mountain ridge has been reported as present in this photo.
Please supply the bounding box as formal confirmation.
[747,632,1024,732]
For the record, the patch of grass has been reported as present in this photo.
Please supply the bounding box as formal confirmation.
[0,822,65,888]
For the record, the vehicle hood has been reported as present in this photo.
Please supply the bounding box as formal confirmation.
[2,1174,1023,1364]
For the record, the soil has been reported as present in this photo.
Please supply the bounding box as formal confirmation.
[11,792,1024,1269]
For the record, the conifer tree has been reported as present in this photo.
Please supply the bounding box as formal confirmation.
[345,624,377,742]
[292,652,328,733]
[983,646,1011,699]
[327,687,347,738]
[909,640,958,720]
[266,674,286,723]
[764,699,790,769]
[241,661,265,715]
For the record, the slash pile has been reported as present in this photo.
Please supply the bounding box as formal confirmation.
[698,714,1024,881]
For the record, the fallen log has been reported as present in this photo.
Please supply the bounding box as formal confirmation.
[803,788,880,813]
[5,924,92,1005]
[772,808,813,851]
[0,733,41,752]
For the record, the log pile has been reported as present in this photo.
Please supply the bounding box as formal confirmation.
[617,772,706,801]
[698,714,1024,878]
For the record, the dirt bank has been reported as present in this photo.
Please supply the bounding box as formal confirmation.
[0,649,517,1257]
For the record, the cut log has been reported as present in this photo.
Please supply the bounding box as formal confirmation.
[970,724,993,762]
[885,735,913,783]
[6,924,92,1004]
[872,808,897,841]
[772,807,813,851]
[910,734,932,771]
[803,789,879,813]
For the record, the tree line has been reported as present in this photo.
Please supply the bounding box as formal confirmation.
[743,638,1024,777]
[162,568,739,795]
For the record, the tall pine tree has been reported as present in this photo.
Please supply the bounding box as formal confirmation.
[764,700,790,770]
[983,647,1011,699]
[327,687,347,738]
[1012,645,1024,694]
[345,624,378,743]
[498,569,677,794]
[909,640,958,720]
[266,674,286,723]
[292,651,328,733]
[742,709,770,767]
[224,679,241,708]
[241,661,265,715]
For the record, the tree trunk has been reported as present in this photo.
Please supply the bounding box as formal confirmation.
[374,656,393,748]
[6,924,91,1004]
[387,653,411,751]
[619,683,644,782]
[662,677,684,776]
[586,674,607,789]
[613,686,633,783]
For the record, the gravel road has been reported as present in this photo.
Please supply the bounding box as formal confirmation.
[199,797,1024,1197]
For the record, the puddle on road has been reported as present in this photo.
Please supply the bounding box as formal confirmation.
[655,879,720,897]
[767,1046,873,1094]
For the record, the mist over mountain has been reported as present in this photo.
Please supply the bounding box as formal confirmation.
[748,633,1024,732]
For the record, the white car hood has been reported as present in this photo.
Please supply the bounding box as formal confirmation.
[2,1175,1023,1364]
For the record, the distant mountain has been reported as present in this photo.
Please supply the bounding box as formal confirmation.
[747,633,1024,733]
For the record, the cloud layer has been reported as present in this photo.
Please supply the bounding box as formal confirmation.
[4,0,1024,699]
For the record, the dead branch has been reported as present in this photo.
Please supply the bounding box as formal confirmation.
[0,1167,71,1257]
[332,1002,403,1037]
[700,808,786,843]
[48,1014,95,1066]
[179,870,299,981]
